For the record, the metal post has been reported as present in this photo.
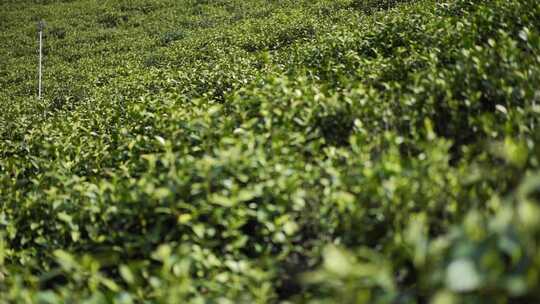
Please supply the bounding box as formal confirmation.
[38,20,44,99]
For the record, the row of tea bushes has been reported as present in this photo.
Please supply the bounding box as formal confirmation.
[1,0,540,302]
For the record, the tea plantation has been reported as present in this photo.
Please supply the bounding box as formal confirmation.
[1,0,540,303]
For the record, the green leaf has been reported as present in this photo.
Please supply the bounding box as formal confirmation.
[446,259,481,292]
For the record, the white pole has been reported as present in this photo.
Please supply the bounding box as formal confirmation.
[38,21,43,99]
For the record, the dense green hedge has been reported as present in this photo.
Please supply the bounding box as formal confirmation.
[1,0,540,303]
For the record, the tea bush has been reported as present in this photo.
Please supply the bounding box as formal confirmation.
[1,0,540,303]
